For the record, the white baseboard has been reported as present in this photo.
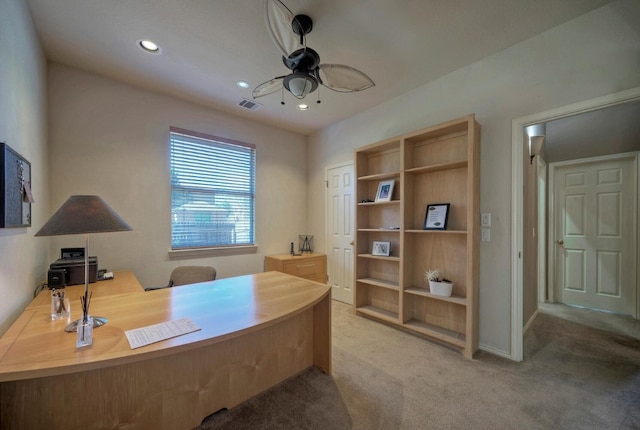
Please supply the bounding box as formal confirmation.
[479,343,514,361]
[523,310,539,335]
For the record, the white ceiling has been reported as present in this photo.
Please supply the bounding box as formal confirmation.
[26,0,615,135]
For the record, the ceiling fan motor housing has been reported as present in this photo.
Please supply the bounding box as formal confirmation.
[282,47,320,72]
[282,47,321,98]
[292,14,313,37]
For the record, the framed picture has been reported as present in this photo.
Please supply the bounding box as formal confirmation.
[375,180,394,202]
[424,203,450,230]
[371,241,391,256]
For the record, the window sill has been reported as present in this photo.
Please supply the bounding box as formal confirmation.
[168,245,258,260]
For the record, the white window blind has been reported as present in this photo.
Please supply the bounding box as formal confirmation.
[170,127,256,249]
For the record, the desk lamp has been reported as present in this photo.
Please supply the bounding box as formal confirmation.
[36,195,132,332]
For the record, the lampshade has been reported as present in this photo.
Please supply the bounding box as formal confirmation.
[284,72,318,99]
[35,195,132,237]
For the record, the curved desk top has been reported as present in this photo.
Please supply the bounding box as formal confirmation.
[0,270,331,382]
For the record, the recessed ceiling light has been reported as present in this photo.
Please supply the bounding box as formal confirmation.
[138,39,161,54]
[236,81,250,89]
[297,104,309,111]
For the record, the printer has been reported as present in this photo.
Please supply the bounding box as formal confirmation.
[49,248,98,286]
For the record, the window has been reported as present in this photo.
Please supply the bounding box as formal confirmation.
[169,127,256,250]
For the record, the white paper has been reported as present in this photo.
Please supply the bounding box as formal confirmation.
[125,317,201,349]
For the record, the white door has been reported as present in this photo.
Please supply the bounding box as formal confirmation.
[326,163,355,304]
[553,155,637,315]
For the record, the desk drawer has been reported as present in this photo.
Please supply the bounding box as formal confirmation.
[282,258,324,278]
[264,253,327,283]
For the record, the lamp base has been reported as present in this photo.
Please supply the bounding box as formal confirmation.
[64,316,108,333]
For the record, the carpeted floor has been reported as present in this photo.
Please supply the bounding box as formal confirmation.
[197,301,640,430]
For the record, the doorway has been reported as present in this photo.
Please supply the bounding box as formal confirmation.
[326,162,355,304]
[549,154,637,315]
[511,87,640,362]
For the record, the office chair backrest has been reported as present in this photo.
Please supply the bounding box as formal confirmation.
[170,266,217,287]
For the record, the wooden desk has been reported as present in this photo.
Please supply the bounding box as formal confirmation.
[0,271,331,429]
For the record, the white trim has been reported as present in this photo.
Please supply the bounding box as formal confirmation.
[511,86,640,362]
[168,245,257,260]
[637,155,640,320]
[547,163,557,303]
[537,157,547,304]
[478,343,512,360]
[523,310,539,335]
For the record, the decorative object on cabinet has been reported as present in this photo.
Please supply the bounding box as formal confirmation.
[371,241,390,256]
[299,235,314,253]
[265,252,327,283]
[374,179,394,202]
[424,203,450,230]
[354,114,480,358]
[1,142,32,228]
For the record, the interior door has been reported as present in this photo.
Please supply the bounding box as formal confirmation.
[327,163,355,304]
[553,155,637,315]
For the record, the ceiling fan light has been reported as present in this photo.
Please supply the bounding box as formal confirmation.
[284,72,318,99]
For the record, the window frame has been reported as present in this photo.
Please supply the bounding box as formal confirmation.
[168,126,257,256]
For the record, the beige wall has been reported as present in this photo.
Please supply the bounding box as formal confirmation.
[0,0,49,335]
[46,64,308,289]
[307,0,640,356]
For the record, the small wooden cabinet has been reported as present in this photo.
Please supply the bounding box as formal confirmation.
[264,253,327,284]
[354,114,480,358]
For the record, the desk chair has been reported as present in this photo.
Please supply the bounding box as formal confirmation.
[144,266,216,291]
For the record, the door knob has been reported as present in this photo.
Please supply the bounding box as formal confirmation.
[350,241,354,246]
[557,239,564,245]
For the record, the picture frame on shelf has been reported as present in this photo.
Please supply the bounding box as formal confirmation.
[371,241,391,256]
[424,203,450,230]
[374,180,394,202]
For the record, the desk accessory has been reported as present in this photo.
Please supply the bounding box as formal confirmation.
[35,195,132,333]
[50,289,70,320]
[76,315,93,348]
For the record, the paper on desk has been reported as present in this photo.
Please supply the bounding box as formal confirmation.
[125,317,201,349]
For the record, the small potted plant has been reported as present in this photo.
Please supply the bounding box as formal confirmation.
[424,269,453,297]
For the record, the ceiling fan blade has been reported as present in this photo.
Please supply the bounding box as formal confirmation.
[264,0,305,58]
[252,77,284,98]
[318,64,375,93]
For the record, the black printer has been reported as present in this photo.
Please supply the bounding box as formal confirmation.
[49,248,98,286]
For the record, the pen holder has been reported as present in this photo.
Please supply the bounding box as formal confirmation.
[76,316,93,348]
[51,291,70,320]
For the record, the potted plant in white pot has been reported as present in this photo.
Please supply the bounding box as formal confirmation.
[424,269,453,297]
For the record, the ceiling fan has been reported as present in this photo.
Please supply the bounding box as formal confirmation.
[253,0,375,104]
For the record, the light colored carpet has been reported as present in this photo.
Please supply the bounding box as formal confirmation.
[197,301,640,429]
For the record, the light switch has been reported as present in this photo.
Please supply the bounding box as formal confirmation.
[482,229,491,242]
[481,213,491,227]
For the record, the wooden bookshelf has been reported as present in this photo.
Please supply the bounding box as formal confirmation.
[354,114,480,358]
